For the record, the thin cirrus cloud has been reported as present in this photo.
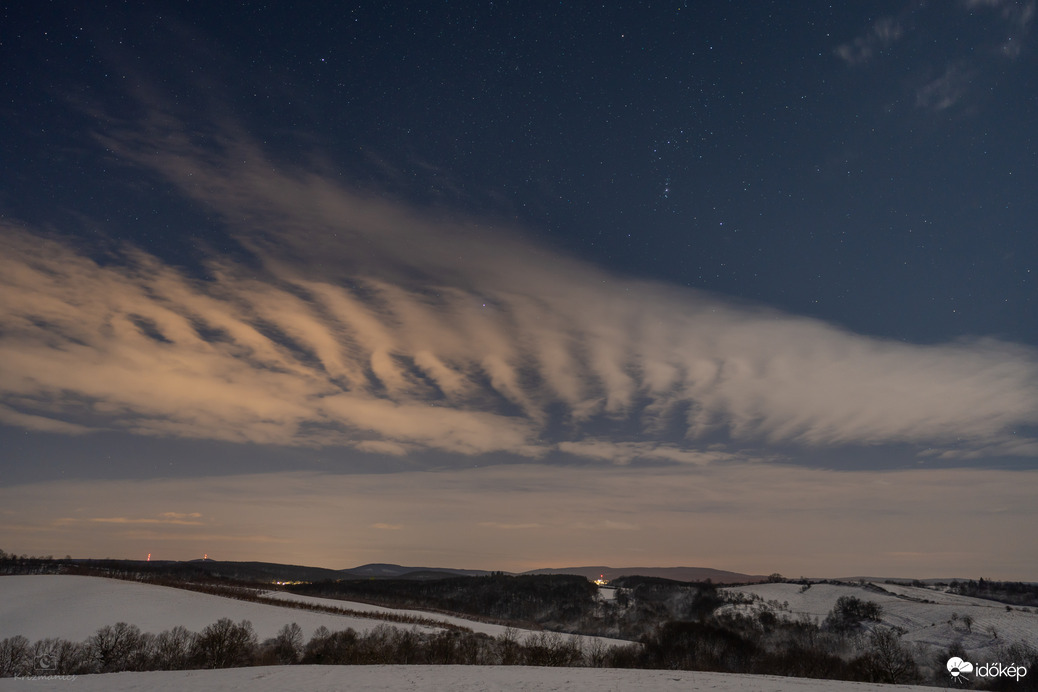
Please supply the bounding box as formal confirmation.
[49,513,205,527]
[915,64,977,111]
[1,118,1037,466]
[835,16,903,66]
[838,3,1033,110]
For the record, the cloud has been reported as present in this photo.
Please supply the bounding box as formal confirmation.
[479,522,544,530]
[571,520,640,531]
[1,120,1037,465]
[89,517,201,526]
[965,0,1036,57]
[835,17,903,66]
[0,404,93,435]
[915,64,977,111]
[557,441,737,466]
[53,513,205,526]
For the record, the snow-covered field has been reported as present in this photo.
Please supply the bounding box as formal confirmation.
[4,575,1033,690]
[0,664,938,691]
[722,582,1038,659]
[0,576,629,649]
[0,575,440,641]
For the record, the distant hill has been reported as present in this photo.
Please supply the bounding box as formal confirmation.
[149,559,345,583]
[522,566,766,584]
[15,555,762,585]
[340,563,494,579]
[162,560,493,582]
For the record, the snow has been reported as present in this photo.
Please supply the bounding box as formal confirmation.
[0,576,630,650]
[1,575,1013,690]
[0,575,442,641]
[0,664,940,692]
[721,582,1038,659]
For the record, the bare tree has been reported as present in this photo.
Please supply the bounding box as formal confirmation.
[862,628,918,685]
[0,636,30,677]
[271,623,303,664]
[88,622,144,673]
[192,618,257,669]
[152,626,195,670]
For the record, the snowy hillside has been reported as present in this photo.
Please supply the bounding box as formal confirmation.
[0,575,443,641]
[0,663,939,691]
[722,581,1038,659]
[0,575,629,650]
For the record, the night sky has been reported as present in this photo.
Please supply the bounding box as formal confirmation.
[2,1,1037,578]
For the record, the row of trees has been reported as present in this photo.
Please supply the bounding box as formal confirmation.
[638,610,921,684]
[945,579,1038,608]
[291,573,599,630]
[7,612,1035,687]
[0,619,620,677]
[4,608,1037,687]
[0,619,264,676]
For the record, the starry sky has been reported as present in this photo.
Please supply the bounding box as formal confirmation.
[2,1,1037,578]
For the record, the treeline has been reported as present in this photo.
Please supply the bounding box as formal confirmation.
[637,597,1038,688]
[0,551,317,585]
[290,573,599,631]
[636,593,926,685]
[945,579,1038,608]
[6,612,1036,688]
[0,619,626,677]
[290,573,737,641]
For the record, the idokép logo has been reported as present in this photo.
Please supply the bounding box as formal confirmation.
[947,656,1028,684]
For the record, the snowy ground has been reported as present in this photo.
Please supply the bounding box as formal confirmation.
[4,575,1033,690]
[0,575,439,641]
[722,582,1038,659]
[0,576,629,649]
[0,664,939,692]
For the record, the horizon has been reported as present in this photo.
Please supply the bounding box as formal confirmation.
[2,552,1022,585]
[2,2,1037,580]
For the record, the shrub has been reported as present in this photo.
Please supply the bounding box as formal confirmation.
[856,628,919,684]
[823,596,882,631]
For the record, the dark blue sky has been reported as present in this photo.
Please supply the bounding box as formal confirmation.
[5,1,1034,342]
[1,1,1037,575]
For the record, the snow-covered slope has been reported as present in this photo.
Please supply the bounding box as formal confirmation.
[0,664,938,691]
[722,582,1038,658]
[0,576,630,650]
[0,575,444,641]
